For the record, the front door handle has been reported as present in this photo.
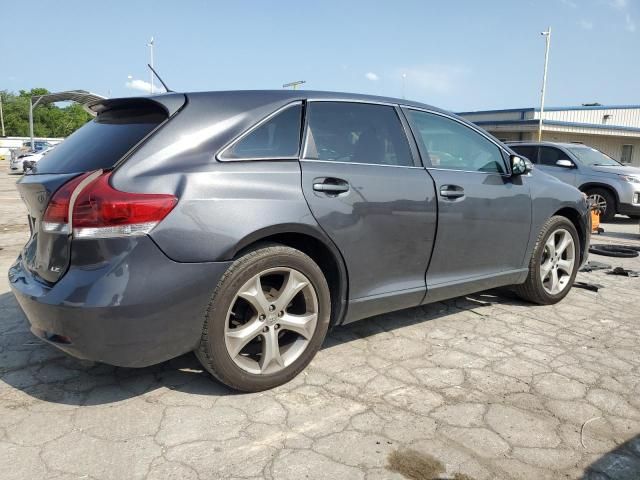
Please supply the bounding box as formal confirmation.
[313,178,350,194]
[440,185,465,199]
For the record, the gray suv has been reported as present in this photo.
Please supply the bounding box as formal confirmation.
[507,141,640,221]
[8,91,590,391]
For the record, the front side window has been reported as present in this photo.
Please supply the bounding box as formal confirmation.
[303,102,413,167]
[406,110,506,173]
[538,146,570,166]
[220,103,302,160]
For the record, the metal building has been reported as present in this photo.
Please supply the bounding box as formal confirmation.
[458,105,640,167]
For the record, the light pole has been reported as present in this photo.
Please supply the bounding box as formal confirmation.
[402,73,407,99]
[0,92,5,137]
[538,27,551,142]
[147,37,155,94]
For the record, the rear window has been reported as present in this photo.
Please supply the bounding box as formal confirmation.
[31,105,167,174]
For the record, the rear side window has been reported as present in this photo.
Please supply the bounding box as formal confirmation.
[406,110,506,173]
[219,103,302,160]
[510,145,538,163]
[32,105,167,174]
[303,102,414,167]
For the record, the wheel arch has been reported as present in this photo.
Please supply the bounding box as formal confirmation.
[233,225,349,328]
[578,182,620,207]
[553,207,588,264]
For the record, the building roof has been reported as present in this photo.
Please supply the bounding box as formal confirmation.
[458,104,640,115]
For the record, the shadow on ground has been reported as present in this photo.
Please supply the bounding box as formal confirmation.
[583,434,640,480]
[0,287,520,406]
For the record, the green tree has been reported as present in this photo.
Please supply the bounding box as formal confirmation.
[0,88,92,138]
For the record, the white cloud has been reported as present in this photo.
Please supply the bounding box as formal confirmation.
[625,13,636,31]
[611,0,627,9]
[560,0,577,7]
[125,78,166,94]
[365,72,379,81]
[396,65,469,95]
[579,19,594,29]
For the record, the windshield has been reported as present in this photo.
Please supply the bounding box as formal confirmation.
[567,146,621,167]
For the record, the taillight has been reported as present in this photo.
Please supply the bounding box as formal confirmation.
[72,172,177,239]
[43,171,177,239]
[42,172,93,234]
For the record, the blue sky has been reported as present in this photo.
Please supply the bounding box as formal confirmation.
[1,0,638,111]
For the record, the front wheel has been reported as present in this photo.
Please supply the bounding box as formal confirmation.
[513,216,580,305]
[195,244,331,392]
[585,188,616,222]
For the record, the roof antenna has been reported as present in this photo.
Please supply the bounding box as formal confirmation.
[147,63,173,93]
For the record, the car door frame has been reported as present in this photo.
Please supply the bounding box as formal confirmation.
[400,106,533,302]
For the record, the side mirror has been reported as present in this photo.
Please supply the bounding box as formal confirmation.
[510,155,531,176]
[556,159,574,168]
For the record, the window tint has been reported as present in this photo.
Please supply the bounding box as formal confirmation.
[304,102,413,167]
[220,104,302,160]
[510,145,538,163]
[538,146,569,166]
[406,110,505,173]
[33,105,167,174]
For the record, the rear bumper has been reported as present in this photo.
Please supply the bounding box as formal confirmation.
[8,236,231,368]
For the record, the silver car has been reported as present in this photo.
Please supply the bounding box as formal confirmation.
[507,141,640,221]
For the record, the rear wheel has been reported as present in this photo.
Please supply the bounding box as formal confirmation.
[195,244,330,392]
[585,188,616,222]
[513,216,580,305]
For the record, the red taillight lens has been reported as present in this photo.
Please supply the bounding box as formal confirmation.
[72,172,177,239]
[42,172,93,233]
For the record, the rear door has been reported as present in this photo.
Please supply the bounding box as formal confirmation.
[403,109,532,292]
[299,101,437,319]
[16,99,174,283]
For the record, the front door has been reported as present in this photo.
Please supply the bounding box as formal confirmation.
[403,109,532,296]
[299,101,437,321]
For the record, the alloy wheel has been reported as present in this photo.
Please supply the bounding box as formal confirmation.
[540,228,576,295]
[588,193,608,216]
[224,267,318,375]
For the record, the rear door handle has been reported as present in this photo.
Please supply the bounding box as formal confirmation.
[440,185,465,199]
[313,178,350,194]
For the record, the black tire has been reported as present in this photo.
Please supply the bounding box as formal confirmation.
[195,244,331,392]
[589,244,640,258]
[513,215,581,305]
[585,188,616,222]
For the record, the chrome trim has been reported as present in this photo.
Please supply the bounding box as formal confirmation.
[300,159,423,169]
[427,167,511,177]
[216,101,303,162]
[306,98,398,107]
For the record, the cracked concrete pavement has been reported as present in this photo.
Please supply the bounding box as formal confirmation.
[1,163,639,480]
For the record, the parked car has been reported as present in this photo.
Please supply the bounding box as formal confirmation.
[9,91,590,391]
[9,141,54,174]
[21,145,56,172]
[506,141,640,221]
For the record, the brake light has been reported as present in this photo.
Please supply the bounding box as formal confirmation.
[42,171,177,239]
[42,172,93,234]
[72,172,177,239]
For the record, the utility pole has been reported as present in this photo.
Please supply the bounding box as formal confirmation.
[538,27,551,142]
[282,80,306,90]
[0,92,5,137]
[402,73,407,100]
[147,37,155,94]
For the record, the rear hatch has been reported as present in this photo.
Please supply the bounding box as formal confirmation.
[16,96,184,284]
